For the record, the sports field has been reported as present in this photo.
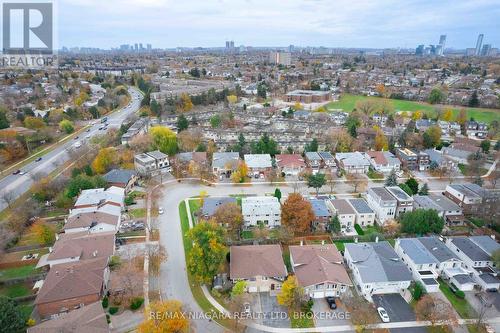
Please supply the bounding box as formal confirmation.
[326,94,500,124]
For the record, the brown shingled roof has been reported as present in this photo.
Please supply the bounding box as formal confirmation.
[289,245,352,287]
[230,245,287,279]
[65,211,119,230]
[48,232,115,261]
[35,258,107,305]
[28,301,109,333]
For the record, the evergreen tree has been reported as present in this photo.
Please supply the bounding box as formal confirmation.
[385,169,398,186]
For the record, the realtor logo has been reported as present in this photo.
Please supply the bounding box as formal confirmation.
[2,2,53,54]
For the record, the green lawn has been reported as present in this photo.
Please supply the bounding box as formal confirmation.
[438,279,477,319]
[0,265,40,281]
[290,311,315,328]
[241,230,254,239]
[188,199,201,223]
[128,208,146,218]
[0,283,32,298]
[326,94,500,124]
[333,240,354,252]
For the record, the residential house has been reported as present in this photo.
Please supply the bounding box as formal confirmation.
[212,152,240,177]
[309,199,332,231]
[38,232,115,268]
[275,154,306,177]
[328,199,356,233]
[335,152,370,174]
[102,169,138,193]
[64,211,120,234]
[413,195,464,226]
[244,154,273,177]
[344,241,413,301]
[445,236,500,290]
[347,198,375,227]
[289,244,352,298]
[34,258,109,318]
[200,197,238,219]
[364,151,401,173]
[366,187,397,225]
[121,118,148,145]
[241,196,281,228]
[466,121,488,139]
[444,183,486,214]
[28,301,109,333]
[385,186,414,216]
[417,151,430,171]
[230,245,287,293]
[423,149,457,171]
[134,150,169,176]
[396,148,418,171]
[73,187,124,210]
[395,237,471,292]
[318,151,337,169]
[305,152,322,172]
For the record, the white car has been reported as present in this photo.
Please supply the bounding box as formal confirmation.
[74,141,82,148]
[158,207,164,215]
[19,171,26,175]
[377,307,390,323]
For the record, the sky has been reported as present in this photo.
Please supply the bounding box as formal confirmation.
[55,0,500,49]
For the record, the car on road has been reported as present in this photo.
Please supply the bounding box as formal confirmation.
[74,136,79,140]
[35,157,42,162]
[86,128,91,132]
[325,297,337,309]
[158,207,164,215]
[377,307,390,323]
[85,134,91,139]
[12,169,21,175]
[74,141,82,148]
[98,126,104,130]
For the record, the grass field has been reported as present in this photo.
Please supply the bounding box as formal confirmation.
[326,94,500,124]
[0,265,40,281]
[0,283,32,298]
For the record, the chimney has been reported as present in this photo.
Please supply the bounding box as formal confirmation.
[375,236,379,243]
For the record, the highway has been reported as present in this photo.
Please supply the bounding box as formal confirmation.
[0,86,143,212]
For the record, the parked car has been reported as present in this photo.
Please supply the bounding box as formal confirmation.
[74,136,79,140]
[325,297,337,309]
[12,169,21,175]
[158,207,164,215]
[377,307,390,323]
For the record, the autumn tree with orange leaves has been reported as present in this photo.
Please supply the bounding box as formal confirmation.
[281,193,315,234]
[138,300,189,333]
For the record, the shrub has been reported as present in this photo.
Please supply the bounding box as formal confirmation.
[411,282,425,301]
[109,306,119,315]
[129,297,144,311]
[106,314,111,324]
[454,290,465,299]
[124,196,134,206]
[102,297,109,308]
[354,224,364,235]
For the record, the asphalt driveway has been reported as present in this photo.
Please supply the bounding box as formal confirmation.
[312,298,353,329]
[250,293,290,328]
[372,294,426,333]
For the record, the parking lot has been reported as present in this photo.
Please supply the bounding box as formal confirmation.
[372,294,427,333]
[312,298,353,328]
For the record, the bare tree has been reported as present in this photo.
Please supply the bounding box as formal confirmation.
[415,295,458,328]
[1,191,16,209]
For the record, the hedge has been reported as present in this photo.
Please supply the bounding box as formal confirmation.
[129,297,144,310]
[109,306,119,315]
[354,224,364,235]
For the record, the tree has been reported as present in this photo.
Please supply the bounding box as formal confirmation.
[227,95,238,105]
[0,296,26,333]
[428,87,444,104]
[24,116,45,129]
[307,173,326,195]
[419,183,429,195]
[148,243,167,277]
[346,174,367,193]
[0,109,10,129]
[399,183,413,196]
[277,276,305,310]
[213,202,243,238]
[231,280,247,298]
[405,177,419,195]
[385,169,398,186]
[187,220,227,284]
[424,125,441,148]
[329,215,341,234]
[342,293,379,329]
[325,172,337,194]
[374,127,389,151]
[176,115,189,132]
[480,140,490,153]
[251,134,279,155]
[411,281,426,301]
[59,119,74,134]
[492,249,500,268]
[469,90,479,107]
[412,110,423,121]
[177,129,202,152]
[415,294,457,327]
[400,209,445,235]
[138,300,189,333]
[231,161,248,183]
[92,147,117,174]
[150,126,177,155]
[31,222,55,245]
[441,108,453,121]
[274,188,282,202]
[281,193,315,234]
[304,138,318,152]
[177,93,193,112]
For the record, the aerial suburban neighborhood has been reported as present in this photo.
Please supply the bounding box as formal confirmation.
[0,1,499,333]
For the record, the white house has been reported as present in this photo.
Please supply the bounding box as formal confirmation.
[344,241,413,302]
[335,152,371,174]
[241,196,281,228]
[328,199,356,233]
[385,186,414,216]
[347,198,375,228]
[364,151,401,173]
[366,187,397,225]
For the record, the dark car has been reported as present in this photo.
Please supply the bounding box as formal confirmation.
[35,157,42,162]
[326,297,337,309]
[12,169,21,175]
[74,136,79,140]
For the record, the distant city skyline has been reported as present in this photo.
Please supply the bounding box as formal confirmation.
[56,0,500,49]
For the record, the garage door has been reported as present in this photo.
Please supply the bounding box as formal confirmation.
[260,286,270,292]
[248,286,258,292]
[313,292,325,298]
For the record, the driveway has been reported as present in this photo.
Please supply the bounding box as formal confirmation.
[250,292,290,328]
[372,294,426,333]
[312,298,353,330]
[465,291,500,318]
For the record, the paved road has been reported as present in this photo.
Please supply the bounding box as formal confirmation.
[0,87,143,212]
